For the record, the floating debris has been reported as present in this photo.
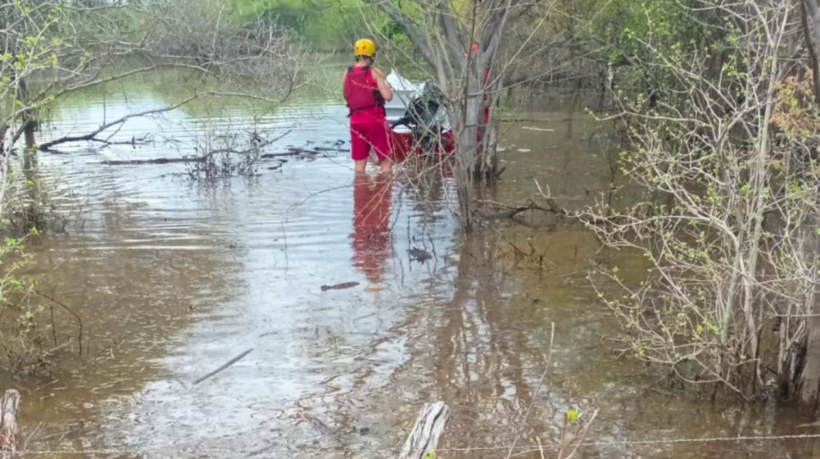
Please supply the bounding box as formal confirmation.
[408,247,433,263]
[320,282,360,291]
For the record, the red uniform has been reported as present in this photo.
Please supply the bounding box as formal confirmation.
[351,176,392,283]
[344,66,392,161]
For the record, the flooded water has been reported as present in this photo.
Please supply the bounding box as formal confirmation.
[3,76,820,458]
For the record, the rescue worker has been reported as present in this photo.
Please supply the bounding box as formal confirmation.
[344,39,394,173]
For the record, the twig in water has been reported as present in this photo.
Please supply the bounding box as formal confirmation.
[34,290,83,358]
[49,306,57,347]
[556,408,599,459]
[21,421,42,452]
[193,348,254,385]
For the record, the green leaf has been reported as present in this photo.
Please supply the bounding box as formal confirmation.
[567,409,580,422]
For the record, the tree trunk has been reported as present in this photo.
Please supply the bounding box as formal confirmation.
[0,390,19,457]
[452,65,482,231]
[800,206,820,408]
[798,0,820,409]
[18,78,42,230]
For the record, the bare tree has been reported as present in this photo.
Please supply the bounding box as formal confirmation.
[577,0,813,399]
[364,0,540,229]
[0,0,303,228]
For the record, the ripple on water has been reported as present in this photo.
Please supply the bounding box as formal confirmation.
[13,91,815,459]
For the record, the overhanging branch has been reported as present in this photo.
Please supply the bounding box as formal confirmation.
[368,0,437,67]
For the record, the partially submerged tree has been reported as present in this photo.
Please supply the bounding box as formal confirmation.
[0,0,303,229]
[364,0,535,229]
[795,0,820,410]
[580,0,819,401]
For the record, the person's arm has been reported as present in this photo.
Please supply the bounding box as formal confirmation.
[372,68,393,102]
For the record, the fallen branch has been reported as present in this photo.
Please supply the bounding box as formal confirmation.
[102,130,293,166]
[312,146,350,152]
[39,95,200,151]
[193,348,253,385]
[102,157,202,165]
[260,150,319,158]
[284,147,322,155]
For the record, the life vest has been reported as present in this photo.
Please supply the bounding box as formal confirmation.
[344,65,385,117]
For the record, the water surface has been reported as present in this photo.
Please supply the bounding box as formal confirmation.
[1,79,818,458]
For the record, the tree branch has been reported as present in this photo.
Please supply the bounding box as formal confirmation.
[38,94,199,151]
[369,0,437,67]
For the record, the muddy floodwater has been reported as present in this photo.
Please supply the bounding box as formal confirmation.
[4,78,820,458]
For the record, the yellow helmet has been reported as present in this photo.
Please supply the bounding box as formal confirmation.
[354,39,376,58]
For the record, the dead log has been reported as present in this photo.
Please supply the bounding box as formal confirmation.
[398,401,450,459]
[0,390,20,456]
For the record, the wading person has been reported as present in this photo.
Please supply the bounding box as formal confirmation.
[344,39,394,173]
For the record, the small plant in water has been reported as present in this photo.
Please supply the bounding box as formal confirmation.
[185,142,263,180]
[0,229,51,374]
[185,118,279,181]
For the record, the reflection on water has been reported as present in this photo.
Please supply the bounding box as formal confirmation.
[351,173,393,285]
[2,78,819,459]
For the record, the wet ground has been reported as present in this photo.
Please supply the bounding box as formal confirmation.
[2,79,820,458]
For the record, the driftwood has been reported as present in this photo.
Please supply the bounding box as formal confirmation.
[398,401,450,459]
[0,390,19,456]
[193,348,253,385]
